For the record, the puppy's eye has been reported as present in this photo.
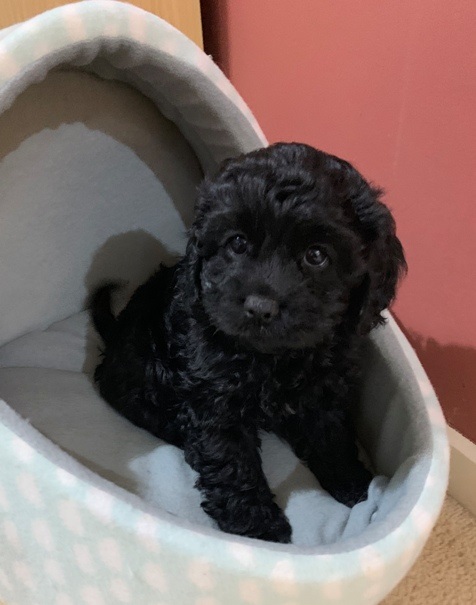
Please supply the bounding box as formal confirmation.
[228,234,248,255]
[304,246,329,268]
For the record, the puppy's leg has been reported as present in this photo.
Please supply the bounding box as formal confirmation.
[184,427,292,543]
[276,406,372,507]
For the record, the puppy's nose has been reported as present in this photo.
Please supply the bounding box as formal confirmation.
[244,295,279,323]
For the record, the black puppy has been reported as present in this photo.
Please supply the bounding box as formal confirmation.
[91,143,406,543]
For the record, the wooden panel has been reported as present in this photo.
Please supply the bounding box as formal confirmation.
[0,0,203,47]
[131,0,202,47]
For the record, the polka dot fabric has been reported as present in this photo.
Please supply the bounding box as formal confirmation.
[0,2,448,604]
[0,405,446,605]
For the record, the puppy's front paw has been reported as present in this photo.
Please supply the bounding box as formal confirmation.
[212,499,292,543]
[255,507,292,543]
[322,466,373,508]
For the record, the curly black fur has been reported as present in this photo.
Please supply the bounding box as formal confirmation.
[91,143,406,543]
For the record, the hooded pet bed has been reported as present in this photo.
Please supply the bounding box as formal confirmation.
[0,2,449,604]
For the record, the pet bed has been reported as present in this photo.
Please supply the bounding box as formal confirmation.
[0,2,449,604]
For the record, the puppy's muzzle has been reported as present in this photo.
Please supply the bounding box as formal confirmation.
[244,294,279,324]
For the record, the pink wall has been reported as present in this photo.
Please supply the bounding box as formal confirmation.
[202,0,476,442]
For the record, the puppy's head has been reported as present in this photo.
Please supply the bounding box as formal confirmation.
[188,143,406,354]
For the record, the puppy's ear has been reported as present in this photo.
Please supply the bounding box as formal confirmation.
[181,233,204,295]
[188,175,223,258]
[187,215,209,258]
[347,181,407,335]
[183,175,219,290]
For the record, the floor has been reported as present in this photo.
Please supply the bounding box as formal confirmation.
[384,496,476,604]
